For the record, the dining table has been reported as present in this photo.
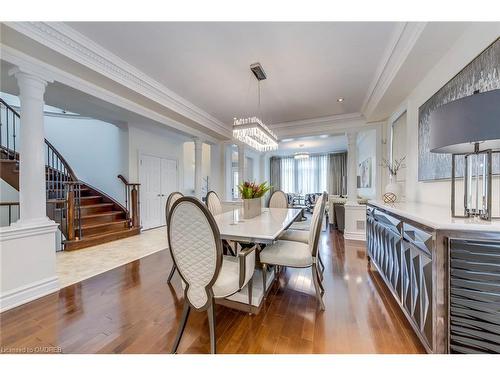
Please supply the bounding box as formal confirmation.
[214,207,303,244]
[212,206,303,314]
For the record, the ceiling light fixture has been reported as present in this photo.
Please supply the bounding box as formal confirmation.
[294,152,310,160]
[233,63,278,152]
[319,134,329,139]
[337,97,344,102]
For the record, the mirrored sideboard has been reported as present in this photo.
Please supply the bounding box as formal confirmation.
[366,201,500,354]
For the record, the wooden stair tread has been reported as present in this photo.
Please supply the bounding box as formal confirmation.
[80,195,102,200]
[80,211,123,219]
[78,219,129,230]
[79,203,114,208]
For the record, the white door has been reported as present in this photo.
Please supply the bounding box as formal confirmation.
[140,155,162,230]
[160,158,178,225]
[140,154,178,229]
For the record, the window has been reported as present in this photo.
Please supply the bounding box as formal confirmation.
[280,154,328,194]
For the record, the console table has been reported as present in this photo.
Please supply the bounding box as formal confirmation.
[366,201,500,354]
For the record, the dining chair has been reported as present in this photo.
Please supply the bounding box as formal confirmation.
[166,191,184,283]
[168,197,256,354]
[269,190,289,208]
[205,190,236,256]
[206,190,223,216]
[259,192,327,310]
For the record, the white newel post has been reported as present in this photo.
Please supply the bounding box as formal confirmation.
[0,67,59,312]
[194,138,203,199]
[14,70,51,225]
[344,130,366,241]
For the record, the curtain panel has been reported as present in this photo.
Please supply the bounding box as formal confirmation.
[327,152,347,195]
[269,156,281,194]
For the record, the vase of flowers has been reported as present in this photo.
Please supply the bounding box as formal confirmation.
[238,181,272,219]
[381,156,406,203]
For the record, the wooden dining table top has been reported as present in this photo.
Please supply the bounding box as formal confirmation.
[213,207,302,244]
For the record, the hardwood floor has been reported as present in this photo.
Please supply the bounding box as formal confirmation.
[0,228,425,354]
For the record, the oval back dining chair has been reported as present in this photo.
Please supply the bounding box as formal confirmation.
[269,190,288,208]
[166,192,184,283]
[167,197,256,354]
[259,191,327,310]
[206,190,223,216]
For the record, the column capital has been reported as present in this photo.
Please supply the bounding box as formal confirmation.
[10,68,50,102]
[345,130,358,144]
[193,137,203,148]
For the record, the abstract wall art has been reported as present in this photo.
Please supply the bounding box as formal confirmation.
[418,38,500,181]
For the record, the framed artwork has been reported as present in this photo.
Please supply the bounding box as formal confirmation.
[358,158,372,188]
[418,38,500,181]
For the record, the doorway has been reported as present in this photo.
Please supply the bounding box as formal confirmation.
[139,154,178,229]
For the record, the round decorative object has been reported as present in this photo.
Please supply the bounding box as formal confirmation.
[383,192,397,203]
[384,176,401,203]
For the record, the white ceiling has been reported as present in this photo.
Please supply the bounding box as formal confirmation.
[66,22,398,127]
[270,134,347,156]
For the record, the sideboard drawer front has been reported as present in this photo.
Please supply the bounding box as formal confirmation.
[449,239,500,354]
[403,223,434,257]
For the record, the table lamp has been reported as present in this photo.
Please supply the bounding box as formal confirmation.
[429,89,500,220]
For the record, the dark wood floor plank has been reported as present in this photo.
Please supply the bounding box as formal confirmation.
[0,228,425,354]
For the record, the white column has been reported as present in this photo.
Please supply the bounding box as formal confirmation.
[346,131,358,204]
[237,143,246,186]
[344,130,366,241]
[12,69,51,226]
[194,138,203,199]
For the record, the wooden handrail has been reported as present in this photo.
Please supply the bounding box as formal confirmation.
[0,98,20,117]
[117,174,140,186]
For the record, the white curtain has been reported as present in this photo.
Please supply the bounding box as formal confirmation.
[280,155,328,194]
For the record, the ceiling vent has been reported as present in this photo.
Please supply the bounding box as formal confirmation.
[250,63,267,81]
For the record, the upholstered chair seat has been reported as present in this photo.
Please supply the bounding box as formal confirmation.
[259,240,312,268]
[279,229,309,244]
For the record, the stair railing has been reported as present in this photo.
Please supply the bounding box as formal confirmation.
[118,175,141,229]
[64,182,83,241]
[0,98,20,160]
[0,202,20,226]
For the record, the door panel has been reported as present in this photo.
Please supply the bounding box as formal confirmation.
[160,158,178,225]
[139,155,162,230]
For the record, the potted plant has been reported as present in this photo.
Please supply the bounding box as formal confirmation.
[238,181,272,219]
[381,156,406,203]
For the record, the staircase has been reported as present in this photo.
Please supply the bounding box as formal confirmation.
[0,98,141,250]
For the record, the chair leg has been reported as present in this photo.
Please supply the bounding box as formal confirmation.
[318,253,325,279]
[247,278,253,315]
[312,265,325,311]
[262,264,267,298]
[171,302,191,353]
[167,264,177,283]
[207,301,216,354]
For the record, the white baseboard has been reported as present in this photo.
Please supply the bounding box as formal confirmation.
[0,277,59,313]
[344,230,366,242]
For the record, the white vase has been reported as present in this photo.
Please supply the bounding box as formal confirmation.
[243,197,262,219]
[384,175,402,202]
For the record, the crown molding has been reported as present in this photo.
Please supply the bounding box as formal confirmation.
[271,112,367,138]
[5,22,230,138]
[361,22,427,119]
[1,44,220,143]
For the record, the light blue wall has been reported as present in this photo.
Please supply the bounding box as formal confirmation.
[44,115,129,205]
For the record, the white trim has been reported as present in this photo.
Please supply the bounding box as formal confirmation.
[343,231,366,242]
[0,221,59,241]
[0,276,59,313]
[5,22,230,138]
[361,22,427,118]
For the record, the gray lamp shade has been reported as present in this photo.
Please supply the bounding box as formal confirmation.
[429,89,500,154]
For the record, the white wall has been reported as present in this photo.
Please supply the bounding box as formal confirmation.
[44,115,129,205]
[393,24,500,207]
[357,129,378,199]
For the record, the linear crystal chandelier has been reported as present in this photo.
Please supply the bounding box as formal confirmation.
[233,116,278,152]
[233,63,278,152]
